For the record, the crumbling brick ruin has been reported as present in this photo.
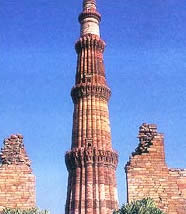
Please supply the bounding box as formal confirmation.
[0,134,36,211]
[125,123,186,214]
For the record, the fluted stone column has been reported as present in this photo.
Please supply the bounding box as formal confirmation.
[65,1,118,213]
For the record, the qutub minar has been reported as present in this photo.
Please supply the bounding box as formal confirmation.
[0,0,185,213]
[65,0,119,213]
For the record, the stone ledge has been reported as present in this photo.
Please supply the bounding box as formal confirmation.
[71,84,111,103]
[65,147,118,170]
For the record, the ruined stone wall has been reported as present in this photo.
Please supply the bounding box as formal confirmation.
[0,134,36,211]
[125,123,186,214]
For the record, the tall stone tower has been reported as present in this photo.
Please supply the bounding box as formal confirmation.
[65,0,119,213]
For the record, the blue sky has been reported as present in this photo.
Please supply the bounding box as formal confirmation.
[1,0,186,213]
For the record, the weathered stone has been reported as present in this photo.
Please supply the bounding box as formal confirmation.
[0,134,31,167]
[0,134,36,210]
[125,124,186,214]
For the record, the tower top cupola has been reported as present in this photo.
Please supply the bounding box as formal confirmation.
[79,0,101,37]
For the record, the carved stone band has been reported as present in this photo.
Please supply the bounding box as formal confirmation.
[71,84,111,103]
[75,34,105,53]
[65,147,118,170]
[79,10,101,23]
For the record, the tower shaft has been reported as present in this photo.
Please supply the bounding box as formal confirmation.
[65,1,118,213]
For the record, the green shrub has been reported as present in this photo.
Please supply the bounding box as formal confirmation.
[2,208,49,214]
[113,198,165,214]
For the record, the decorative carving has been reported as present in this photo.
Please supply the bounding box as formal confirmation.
[75,34,105,53]
[0,134,31,167]
[71,84,111,103]
[65,147,118,170]
[79,10,101,24]
[132,123,158,156]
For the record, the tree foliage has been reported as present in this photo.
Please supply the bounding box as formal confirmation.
[113,198,165,214]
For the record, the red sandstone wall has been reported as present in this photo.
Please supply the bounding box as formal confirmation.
[0,165,35,210]
[169,169,186,200]
[125,124,186,214]
[0,135,36,211]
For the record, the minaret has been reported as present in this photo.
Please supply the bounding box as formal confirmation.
[65,0,119,213]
